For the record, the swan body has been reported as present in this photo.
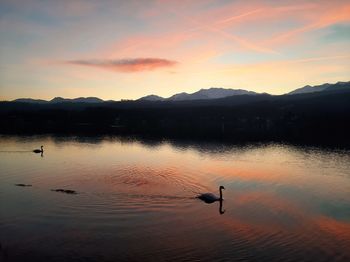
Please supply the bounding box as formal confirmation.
[33,146,43,153]
[197,193,220,203]
[197,186,225,204]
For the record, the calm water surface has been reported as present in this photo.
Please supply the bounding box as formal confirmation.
[0,136,350,262]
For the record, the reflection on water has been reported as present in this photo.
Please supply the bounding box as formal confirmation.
[219,199,225,215]
[0,135,350,262]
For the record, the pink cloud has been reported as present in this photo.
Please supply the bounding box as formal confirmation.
[66,58,178,73]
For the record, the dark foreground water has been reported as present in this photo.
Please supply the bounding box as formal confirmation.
[0,136,350,262]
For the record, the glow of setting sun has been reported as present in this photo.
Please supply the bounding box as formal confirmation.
[0,0,350,100]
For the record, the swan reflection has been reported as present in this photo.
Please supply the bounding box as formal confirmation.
[219,199,225,215]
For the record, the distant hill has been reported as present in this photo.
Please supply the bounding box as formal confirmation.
[14,97,104,104]
[288,81,349,95]
[323,81,350,92]
[14,98,48,104]
[50,97,104,103]
[168,88,258,101]
[138,95,165,101]
[139,87,258,101]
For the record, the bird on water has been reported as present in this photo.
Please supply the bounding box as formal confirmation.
[33,146,43,153]
[197,185,225,204]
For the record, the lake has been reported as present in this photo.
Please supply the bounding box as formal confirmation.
[0,135,350,262]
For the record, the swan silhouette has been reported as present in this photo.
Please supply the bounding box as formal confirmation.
[197,186,225,204]
[33,146,43,154]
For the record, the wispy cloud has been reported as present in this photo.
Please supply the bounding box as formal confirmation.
[262,3,350,47]
[66,58,178,72]
[215,8,264,25]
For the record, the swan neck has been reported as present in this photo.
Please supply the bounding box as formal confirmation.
[219,188,223,200]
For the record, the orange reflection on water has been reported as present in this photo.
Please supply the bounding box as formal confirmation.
[218,191,350,260]
[314,216,350,242]
[1,137,350,261]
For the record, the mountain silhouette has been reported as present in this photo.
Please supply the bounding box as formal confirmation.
[287,81,349,95]
[138,81,349,101]
[138,87,258,101]
[9,81,349,103]
[50,97,104,103]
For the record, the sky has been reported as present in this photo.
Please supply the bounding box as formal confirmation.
[0,0,350,101]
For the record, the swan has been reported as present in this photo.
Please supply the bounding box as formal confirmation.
[33,146,43,153]
[197,186,225,204]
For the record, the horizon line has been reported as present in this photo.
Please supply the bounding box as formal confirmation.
[2,80,349,102]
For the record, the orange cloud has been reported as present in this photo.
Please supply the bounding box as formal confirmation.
[66,58,178,73]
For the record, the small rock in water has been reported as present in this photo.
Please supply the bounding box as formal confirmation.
[15,184,32,187]
[51,189,77,194]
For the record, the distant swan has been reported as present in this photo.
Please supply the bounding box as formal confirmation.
[197,186,225,204]
[33,146,43,153]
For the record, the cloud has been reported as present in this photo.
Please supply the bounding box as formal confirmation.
[66,58,178,72]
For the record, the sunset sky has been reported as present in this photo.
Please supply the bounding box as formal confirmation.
[0,0,350,100]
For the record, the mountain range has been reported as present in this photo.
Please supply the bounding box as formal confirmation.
[287,81,350,95]
[139,81,349,101]
[139,88,258,101]
[13,97,104,104]
[10,81,350,103]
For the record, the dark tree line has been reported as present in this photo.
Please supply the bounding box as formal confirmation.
[1,88,350,146]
